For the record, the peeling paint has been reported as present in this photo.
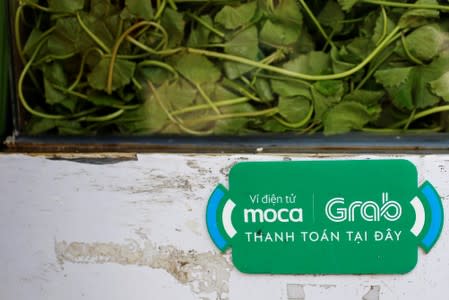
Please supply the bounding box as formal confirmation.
[287,284,305,300]
[55,240,231,299]
[45,153,138,164]
[363,286,380,300]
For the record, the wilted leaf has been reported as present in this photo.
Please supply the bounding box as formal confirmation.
[88,58,136,92]
[430,72,449,102]
[283,51,331,75]
[48,0,84,13]
[260,19,301,47]
[215,2,257,29]
[174,53,221,83]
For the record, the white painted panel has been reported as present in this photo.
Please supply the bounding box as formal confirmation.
[0,154,448,300]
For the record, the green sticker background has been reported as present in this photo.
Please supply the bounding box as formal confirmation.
[220,160,420,274]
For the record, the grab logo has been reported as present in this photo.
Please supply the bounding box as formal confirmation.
[325,193,402,223]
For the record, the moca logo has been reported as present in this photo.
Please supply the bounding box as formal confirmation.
[325,193,402,222]
[206,160,444,275]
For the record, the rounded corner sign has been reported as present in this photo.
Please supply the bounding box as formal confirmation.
[206,159,444,275]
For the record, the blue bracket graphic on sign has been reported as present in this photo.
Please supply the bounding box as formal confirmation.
[412,182,444,252]
[206,185,229,251]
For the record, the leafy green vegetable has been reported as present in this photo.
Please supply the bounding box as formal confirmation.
[323,102,381,135]
[214,2,257,30]
[87,58,136,92]
[48,0,84,13]
[15,0,449,136]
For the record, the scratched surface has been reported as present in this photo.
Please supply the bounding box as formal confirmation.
[0,154,448,300]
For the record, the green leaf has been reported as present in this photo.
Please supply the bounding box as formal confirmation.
[399,0,440,28]
[402,24,448,61]
[271,0,303,25]
[213,102,255,134]
[343,90,385,106]
[414,53,449,108]
[259,119,290,133]
[48,0,84,12]
[341,37,375,63]
[138,66,172,86]
[86,93,127,107]
[312,80,344,120]
[201,82,237,103]
[27,118,59,135]
[323,102,381,135]
[174,53,221,84]
[314,80,344,97]
[375,67,415,110]
[42,62,77,112]
[260,19,301,47]
[430,72,449,102]
[375,67,413,88]
[372,14,396,45]
[330,46,358,73]
[90,0,120,17]
[121,0,154,20]
[223,26,259,79]
[214,2,257,30]
[271,79,311,98]
[23,28,44,58]
[88,58,136,92]
[47,16,95,56]
[161,8,185,48]
[27,118,83,135]
[337,0,359,11]
[224,26,259,59]
[318,0,345,33]
[187,15,213,47]
[254,77,274,102]
[84,14,116,50]
[43,80,77,112]
[278,96,311,123]
[375,55,449,110]
[119,80,193,134]
[283,51,331,75]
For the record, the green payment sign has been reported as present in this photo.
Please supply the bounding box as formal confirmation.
[206,160,444,274]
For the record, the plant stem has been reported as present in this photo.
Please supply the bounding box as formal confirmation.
[147,81,214,135]
[186,107,279,125]
[195,83,221,115]
[107,21,167,94]
[171,97,249,116]
[187,26,401,81]
[18,35,66,120]
[392,105,449,128]
[361,0,449,11]
[361,126,442,133]
[296,0,335,49]
[186,12,225,38]
[76,13,111,54]
[69,48,104,91]
[375,6,388,46]
[274,103,314,129]
[78,110,125,122]
[401,33,424,65]
[138,60,179,81]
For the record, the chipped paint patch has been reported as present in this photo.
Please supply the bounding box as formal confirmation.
[55,240,231,299]
[287,284,305,300]
[363,286,380,300]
